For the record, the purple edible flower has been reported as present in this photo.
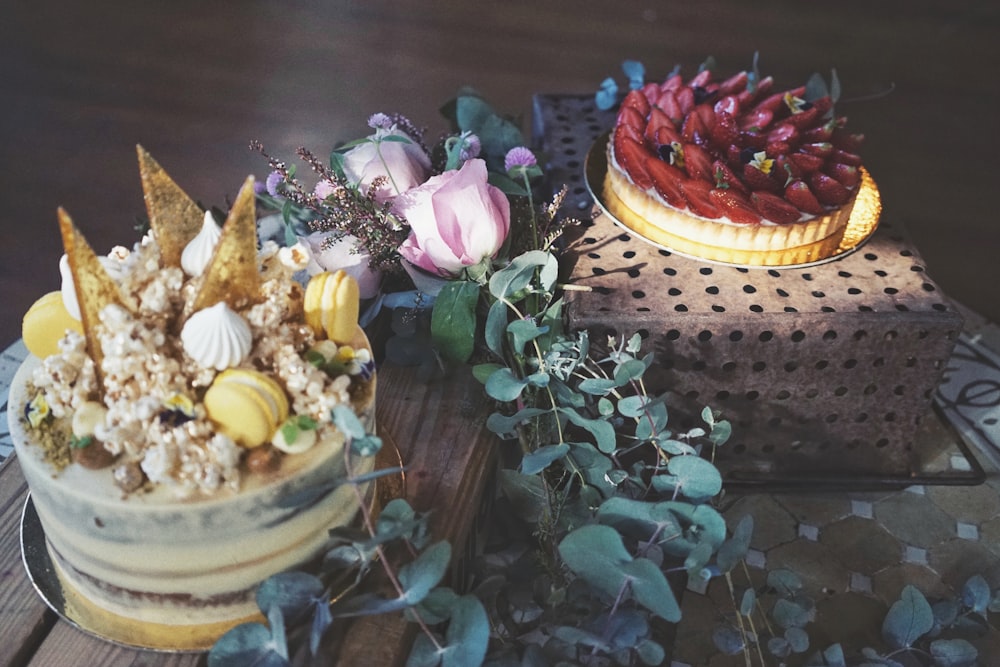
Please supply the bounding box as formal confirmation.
[504,146,537,172]
[265,170,284,197]
[368,113,393,130]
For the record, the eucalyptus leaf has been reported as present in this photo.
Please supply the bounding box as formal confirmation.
[500,469,549,524]
[595,77,618,111]
[596,496,683,545]
[406,632,443,667]
[567,441,617,495]
[431,280,480,363]
[882,585,934,649]
[613,358,647,386]
[617,394,651,418]
[708,419,732,447]
[654,455,723,502]
[961,574,991,614]
[635,639,665,666]
[332,404,368,440]
[520,443,570,475]
[768,636,792,658]
[552,626,610,651]
[484,298,509,357]
[557,524,633,598]
[486,406,548,438]
[507,318,547,355]
[408,586,459,625]
[310,600,332,656]
[712,625,746,655]
[621,59,645,89]
[399,541,452,605]
[740,588,756,616]
[929,638,978,667]
[255,572,324,623]
[559,407,617,453]
[488,250,551,300]
[717,514,754,573]
[485,368,529,402]
[441,595,490,667]
[786,626,810,653]
[577,377,617,396]
[773,597,814,629]
[623,557,681,621]
[472,362,503,385]
[208,622,290,667]
[768,569,804,597]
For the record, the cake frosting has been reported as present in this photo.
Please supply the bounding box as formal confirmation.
[604,65,867,263]
[11,146,378,649]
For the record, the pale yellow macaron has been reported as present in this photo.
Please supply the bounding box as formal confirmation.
[304,270,359,344]
[22,291,85,359]
[203,369,289,447]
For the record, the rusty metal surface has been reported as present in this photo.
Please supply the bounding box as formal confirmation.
[535,94,966,479]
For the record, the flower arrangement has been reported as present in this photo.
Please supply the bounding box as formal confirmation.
[207,78,997,667]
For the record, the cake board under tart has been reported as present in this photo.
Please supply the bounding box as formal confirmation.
[20,432,406,653]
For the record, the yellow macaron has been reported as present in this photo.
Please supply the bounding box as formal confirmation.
[304,270,360,344]
[22,291,85,359]
[203,369,289,448]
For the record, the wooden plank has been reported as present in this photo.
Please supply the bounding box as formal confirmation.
[25,622,199,667]
[0,457,54,667]
[323,362,499,667]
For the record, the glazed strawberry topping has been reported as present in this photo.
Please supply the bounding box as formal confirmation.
[612,66,864,224]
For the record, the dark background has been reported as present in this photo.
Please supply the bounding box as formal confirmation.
[1,0,997,348]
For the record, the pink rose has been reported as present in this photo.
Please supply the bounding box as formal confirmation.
[395,159,511,279]
[342,126,431,204]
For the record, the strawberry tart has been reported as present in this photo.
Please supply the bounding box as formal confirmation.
[603,65,874,265]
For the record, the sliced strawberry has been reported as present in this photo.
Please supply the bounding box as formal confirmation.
[788,151,825,173]
[676,86,695,115]
[739,107,773,131]
[775,154,801,181]
[825,162,860,189]
[639,82,660,105]
[784,179,825,215]
[654,125,682,149]
[617,104,645,132]
[714,94,740,116]
[710,188,761,224]
[644,157,687,208]
[657,90,684,125]
[712,160,749,196]
[682,110,710,145]
[831,127,865,151]
[615,121,643,146]
[751,191,803,224]
[810,96,833,117]
[739,130,768,150]
[784,105,820,129]
[742,163,782,193]
[622,88,651,118]
[767,122,800,145]
[765,140,792,159]
[679,179,722,219]
[708,110,739,149]
[690,69,713,88]
[661,73,683,92]
[645,106,675,145]
[737,75,774,107]
[752,91,788,114]
[683,143,714,182]
[831,148,863,166]
[809,172,851,206]
[803,119,836,143]
[614,134,654,190]
[718,70,749,96]
[800,142,834,158]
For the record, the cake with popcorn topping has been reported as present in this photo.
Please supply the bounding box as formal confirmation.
[10,146,378,648]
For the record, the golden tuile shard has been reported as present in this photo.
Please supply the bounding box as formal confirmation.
[57,208,132,390]
[189,176,262,314]
[137,145,204,268]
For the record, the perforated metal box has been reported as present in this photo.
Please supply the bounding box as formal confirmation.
[533,94,965,481]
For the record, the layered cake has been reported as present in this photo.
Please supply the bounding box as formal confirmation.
[604,66,872,265]
[10,147,377,649]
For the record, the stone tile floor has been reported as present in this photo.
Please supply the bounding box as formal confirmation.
[671,304,1000,666]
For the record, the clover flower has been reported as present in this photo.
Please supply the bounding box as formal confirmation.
[368,113,393,130]
[504,146,537,172]
[265,171,285,197]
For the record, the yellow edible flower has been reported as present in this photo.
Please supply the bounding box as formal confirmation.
[749,151,774,175]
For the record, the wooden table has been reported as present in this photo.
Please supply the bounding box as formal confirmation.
[0,360,499,667]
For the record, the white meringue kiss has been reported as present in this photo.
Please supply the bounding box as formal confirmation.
[181,302,253,370]
[181,211,222,277]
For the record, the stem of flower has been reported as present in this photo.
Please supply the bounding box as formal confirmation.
[344,442,445,653]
